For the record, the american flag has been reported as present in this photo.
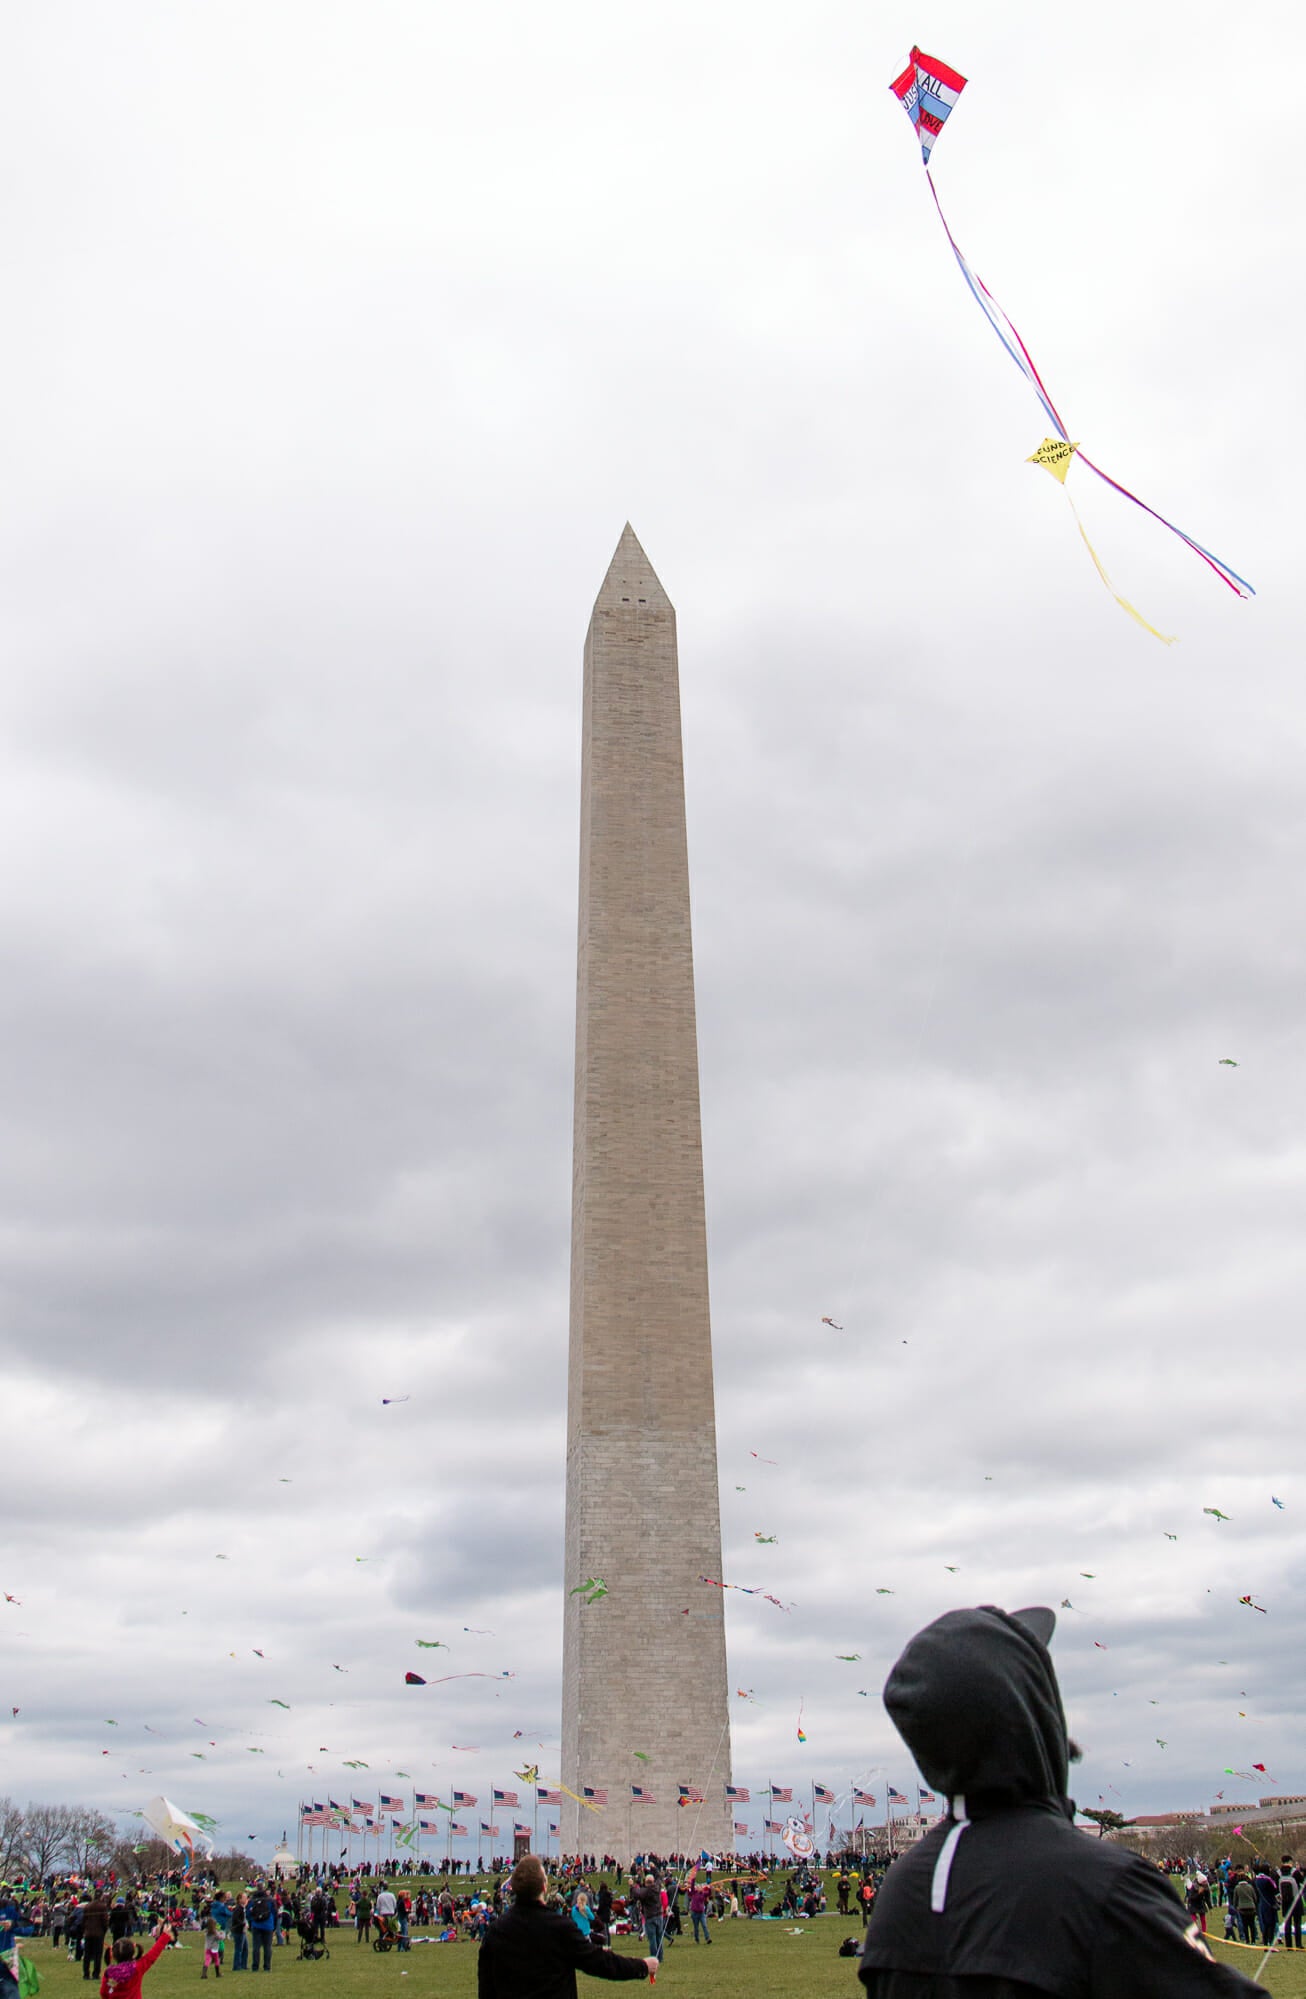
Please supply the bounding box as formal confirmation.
[328,1798,347,1812]
[678,1785,705,1804]
[493,1788,519,1806]
[352,1798,375,1813]
[548,1823,558,1835]
[583,1787,608,1805]
[763,1818,782,1832]
[414,1791,439,1808]
[770,1785,793,1802]
[725,1785,750,1802]
[888,1787,908,1803]
[514,1821,530,1834]
[418,1818,442,1833]
[814,1784,835,1804]
[450,1823,469,1837]
[300,1807,330,1827]
[480,1823,500,1837]
[452,1790,477,1807]
[537,1788,562,1805]
[631,1787,655,1802]
[853,1789,877,1807]
[379,1794,404,1812]
[919,1789,936,1803]
[733,1820,749,1835]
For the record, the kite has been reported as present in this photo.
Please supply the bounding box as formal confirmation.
[734,1485,746,1491]
[1253,1763,1270,1774]
[451,1745,479,1753]
[515,1764,539,1784]
[944,1565,960,1573]
[1219,1058,1239,1067]
[1272,1497,1285,1509]
[570,1578,608,1604]
[333,1667,349,1674]
[252,1649,265,1659]
[416,1640,450,1649]
[343,1760,368,1769]
[1093,1641,1108,1650]
[1238,1595,1268,1613]
[749,1452,778,1464]
[875,1588,895,1596]
[754,1534,778,1544]
[821,1317,843,1330]
[836,1653,861,1662]
[781,1814,816,1862]
[1164,1533,1178,1541]
[381,1397,410,1405]
[142,1796,214,1872]
[736,1688,756,1701]
[406,1673,427,1685]
[1204,1508,1231,1522]
[1156,1740,1167,1749]
[700,1574,793,1610]
[3,1593,20,1605]
[889,47,1253,638]
[1080,1574,1096,1580]
[268,1700,290,1709]
[633,1752,652,1762]
[463,1627,495,1635]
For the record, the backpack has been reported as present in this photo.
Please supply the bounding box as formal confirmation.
[248,1896,272,1926]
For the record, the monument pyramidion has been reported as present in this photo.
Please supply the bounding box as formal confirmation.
[559,526,732,1863]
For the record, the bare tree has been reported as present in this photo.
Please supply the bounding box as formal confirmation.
[0,1797,27,1876]
[63,1807,117,1877]
[22,1802,79,1880]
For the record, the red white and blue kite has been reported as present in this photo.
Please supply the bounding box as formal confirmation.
[890,46,1254,639]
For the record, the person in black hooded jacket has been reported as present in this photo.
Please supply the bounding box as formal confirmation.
[858,1603,1263,1998]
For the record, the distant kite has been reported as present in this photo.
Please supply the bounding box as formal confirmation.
[1272,1497,1286,1510]
[1204,1508,1231,1522]
[889,46,1252,639]
[750,1452,778,1464]
[944,1565,960,1573]
[875,1588,895,1596]
[416,1640,450,1649]
[268,1700,290,1709]
[836,1654,861,1662]
[821,1317,843,1330]
[1238,1595,1268,1613]
[381,1397,410,1405]
[1164,1533,1178,1541]
[570,1578,608,1604]
[405,1673,426,1685]
[700,1574,792,1611]
[755,1533,778,1544]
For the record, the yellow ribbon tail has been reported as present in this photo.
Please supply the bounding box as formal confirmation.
[1064,491,1177,646]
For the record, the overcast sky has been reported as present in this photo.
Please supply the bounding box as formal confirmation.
[1,0,1301,1858]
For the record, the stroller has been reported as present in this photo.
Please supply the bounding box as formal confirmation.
[296,1915,329,1962]
[372,1917,397,1954]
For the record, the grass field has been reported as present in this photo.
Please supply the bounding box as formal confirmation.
[21,1899,1306,1999]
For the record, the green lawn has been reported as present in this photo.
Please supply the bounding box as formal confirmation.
[23,1909,1306,1999]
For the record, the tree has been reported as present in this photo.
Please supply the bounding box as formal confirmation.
[1080,1808,1130,1839]
[0,1797,27,1876]
[22,1802,80,1879]
[63,1807,117,1877]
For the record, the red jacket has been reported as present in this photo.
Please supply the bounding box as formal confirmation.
[100,1932,171,1999]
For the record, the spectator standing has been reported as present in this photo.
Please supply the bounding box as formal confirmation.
[246,1888,276,1972]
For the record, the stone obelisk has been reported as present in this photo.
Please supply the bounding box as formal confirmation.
[560,526,732,1862]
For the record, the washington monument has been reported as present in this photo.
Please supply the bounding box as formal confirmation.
[560,525,732,1861]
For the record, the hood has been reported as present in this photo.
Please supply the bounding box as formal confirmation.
[884,1604,1069,1809]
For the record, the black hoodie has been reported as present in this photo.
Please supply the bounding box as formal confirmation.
[858,1605,1261,1999]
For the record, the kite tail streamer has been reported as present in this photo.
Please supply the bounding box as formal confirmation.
[1063,490,1177,645]
[923,171,1253,601]
[1075,451,1255,599]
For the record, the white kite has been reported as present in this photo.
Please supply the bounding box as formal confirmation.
[142,1795,215,1871]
